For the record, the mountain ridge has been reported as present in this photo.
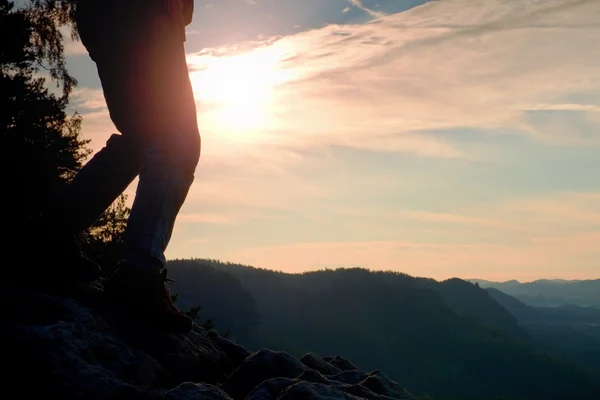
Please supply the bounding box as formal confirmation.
[467,278,600,308]
[166,258,600,400]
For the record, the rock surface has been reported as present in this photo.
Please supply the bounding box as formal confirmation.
[3,278,414,400]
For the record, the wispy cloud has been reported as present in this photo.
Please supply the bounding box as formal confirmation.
[70,87,107,111]
[265,0,600,146]
[220,190,600,279]
[402,191,600,236]
[166,0,600,173]
[346,0,384,19]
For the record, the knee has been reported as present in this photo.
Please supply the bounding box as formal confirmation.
[183,135,201,175]
[172,131,200,177]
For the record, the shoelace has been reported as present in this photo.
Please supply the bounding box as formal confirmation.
[160,269,176,285]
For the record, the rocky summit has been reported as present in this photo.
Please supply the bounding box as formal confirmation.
[3,279,414,400]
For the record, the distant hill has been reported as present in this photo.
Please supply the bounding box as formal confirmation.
[425,278,528,341]
[487,288,600,374]
[469,279,600,308]
[167,259,600,400]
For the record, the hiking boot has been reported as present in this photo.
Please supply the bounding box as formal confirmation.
[103,266,193,333]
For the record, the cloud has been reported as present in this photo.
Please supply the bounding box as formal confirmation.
[520,109,600,145]
[244,0,600,149]
[58,24,87,57]
[70,87,107,111]
[346,0,384,19]
[68,87,115,150]
[497,192,600,232]
[385,191,600,239]
[186,164,333,210]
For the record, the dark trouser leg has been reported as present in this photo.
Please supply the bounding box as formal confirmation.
[46,134,142,236]
[71,3,200,271]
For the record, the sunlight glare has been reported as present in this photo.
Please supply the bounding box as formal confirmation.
[189,45,292,141]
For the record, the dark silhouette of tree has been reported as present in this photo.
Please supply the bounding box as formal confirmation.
[83,193,131,275]
[22,0,79,100]
[1,0,130,262]
[88,194,130,243]
[1,0,89,229]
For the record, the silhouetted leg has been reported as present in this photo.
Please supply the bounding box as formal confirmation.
[46,134,142,236]
[121,14,201,271]
[74,4,201,271]
[123,132,199,270]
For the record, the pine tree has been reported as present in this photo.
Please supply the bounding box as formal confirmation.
[0,0,89,228]
[84,194,131,275]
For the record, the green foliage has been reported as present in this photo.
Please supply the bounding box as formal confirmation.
[22,0,79,99]
[182,305,201,320]
[83,194,131,275]
[88,194,130,243]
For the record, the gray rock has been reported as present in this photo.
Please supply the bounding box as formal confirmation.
[10,290,168,398]
[301,353,342,376]
[114,324,232,385]
[246,377,298,400]
[359,370,414,399]
[326,369,369,385]
[208,328,251,369]
[297,369,333,385]
[323,356,360,372]
[4,280,230,398]
[223,349,307,399]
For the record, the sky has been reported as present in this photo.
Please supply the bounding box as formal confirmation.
[62,0,600,282]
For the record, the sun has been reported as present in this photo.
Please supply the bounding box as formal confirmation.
[189,45,291,141]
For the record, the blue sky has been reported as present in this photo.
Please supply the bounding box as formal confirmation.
[64,0,600,281]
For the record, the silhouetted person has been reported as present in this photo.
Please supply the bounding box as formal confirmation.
[33,0,200,333]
